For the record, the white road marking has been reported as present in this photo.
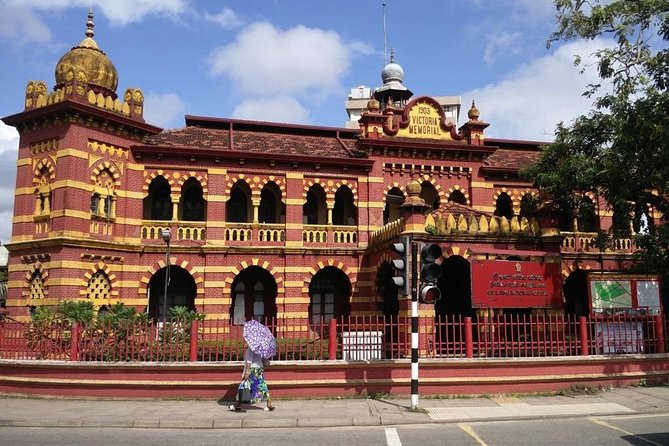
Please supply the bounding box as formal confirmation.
[457,423,489,446]
[385,427,402,446]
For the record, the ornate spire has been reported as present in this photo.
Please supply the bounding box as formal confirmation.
[85,9,95,39]
[468,100,480,121]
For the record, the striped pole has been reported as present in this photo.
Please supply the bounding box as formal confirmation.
[410,241,419,409]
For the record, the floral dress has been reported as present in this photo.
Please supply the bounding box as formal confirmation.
[242,347,270,402]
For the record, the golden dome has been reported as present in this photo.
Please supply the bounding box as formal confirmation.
[55,10,118,94]
[406,179,422,195]
[366,97,380,112]
[467,100,480,120]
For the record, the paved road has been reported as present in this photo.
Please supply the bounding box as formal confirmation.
[1,414,668,445]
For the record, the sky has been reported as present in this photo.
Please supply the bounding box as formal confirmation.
[0,0,610,246]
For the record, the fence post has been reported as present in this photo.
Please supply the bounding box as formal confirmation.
[464,317,473,358]
[655,314,666,354]
[578,316,589,356]
[189,320,199,362]
[69,322,80,362]
[328,318,337,360]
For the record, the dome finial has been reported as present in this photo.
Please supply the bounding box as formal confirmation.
[468,100,480,120]
[85,9,94,39]
[389,48,395,64]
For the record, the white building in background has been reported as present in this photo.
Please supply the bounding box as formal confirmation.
[345,86,461,129]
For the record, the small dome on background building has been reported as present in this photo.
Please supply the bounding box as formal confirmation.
[54,10,118,95]
[381,51,405,86]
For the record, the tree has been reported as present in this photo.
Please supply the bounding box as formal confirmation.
[523,1,669,291]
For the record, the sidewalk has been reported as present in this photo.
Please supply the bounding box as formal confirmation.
[0,386,668,429]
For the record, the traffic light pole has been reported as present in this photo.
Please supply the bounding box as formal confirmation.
[410,240,419,410]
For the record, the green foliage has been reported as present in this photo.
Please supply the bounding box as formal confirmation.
[56,300,95,324]
[524,1,669,295]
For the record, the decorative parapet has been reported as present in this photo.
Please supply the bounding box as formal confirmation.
[561,231,637,254]
[24,75,144,122]
[425,213,540,236]
[369,219,405,248]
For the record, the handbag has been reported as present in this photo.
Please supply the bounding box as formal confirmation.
[238,379,251,404]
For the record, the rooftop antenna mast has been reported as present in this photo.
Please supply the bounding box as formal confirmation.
[383,2,388,64]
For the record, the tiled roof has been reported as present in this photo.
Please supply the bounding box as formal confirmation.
[432,201,492,218]
[484,149,541,170]
[145,126,356,158]
[147,127,230,149]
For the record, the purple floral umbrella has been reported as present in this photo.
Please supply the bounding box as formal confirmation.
[243,320,276,359]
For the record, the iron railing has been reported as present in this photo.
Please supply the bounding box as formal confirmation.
[0,313,665,362]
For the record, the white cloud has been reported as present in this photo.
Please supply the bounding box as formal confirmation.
[209,22,355,97]
[0,5,51,44]
[483,31,523,65]
[5,0,190,25]
[462,39,612,141]
[232,97,310,124]
[144,92,186,129]
[0,122,18,244]
[0,122,19,156]
[204,8,243,30]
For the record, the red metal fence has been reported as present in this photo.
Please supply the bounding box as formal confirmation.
[0,313,666,362]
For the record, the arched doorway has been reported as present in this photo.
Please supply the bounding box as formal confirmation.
[435,255,472,318]
[564,269,589,317]
[309,266,351,324]
[230,266,278,325]
[148,265,197,320]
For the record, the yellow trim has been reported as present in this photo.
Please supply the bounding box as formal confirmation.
[286,172,304,179]
[359,176,384,183]
[471,182,494,189]
[208,168,228,175]
[473,205,495,212]
[285,198,305,206]
[56,148,89,159]
[203,281,227,288]
[283,281,305,287]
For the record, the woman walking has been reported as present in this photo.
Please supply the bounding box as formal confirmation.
[230,345,274,411]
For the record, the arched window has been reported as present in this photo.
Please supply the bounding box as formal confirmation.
[86,270,111,301]
[333,185,357,226]
[259,182,284,224]
[494,192,514,220]
[383,187,405,224]
[633,204,654,235]
[91,169,115,219]
[303,184,327,225]
[181,178,206,221]
[309,267,351,323]
[612,207,631,238]
[143,176,172,221]
[34,167,52,217]
[227,181,252,223]
[448,190,467,205]
[29,271,45,301]
[420,181,440,211]
[576,196,598,233]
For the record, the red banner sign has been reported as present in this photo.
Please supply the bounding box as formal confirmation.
[470,260,562,308]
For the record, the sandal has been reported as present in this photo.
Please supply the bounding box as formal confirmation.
[228,404,242,412]
[263,405,275,411]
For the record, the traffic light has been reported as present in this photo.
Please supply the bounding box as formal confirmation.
[389,236,410,296]
[420,284,441,304]
[419,243,443,304]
